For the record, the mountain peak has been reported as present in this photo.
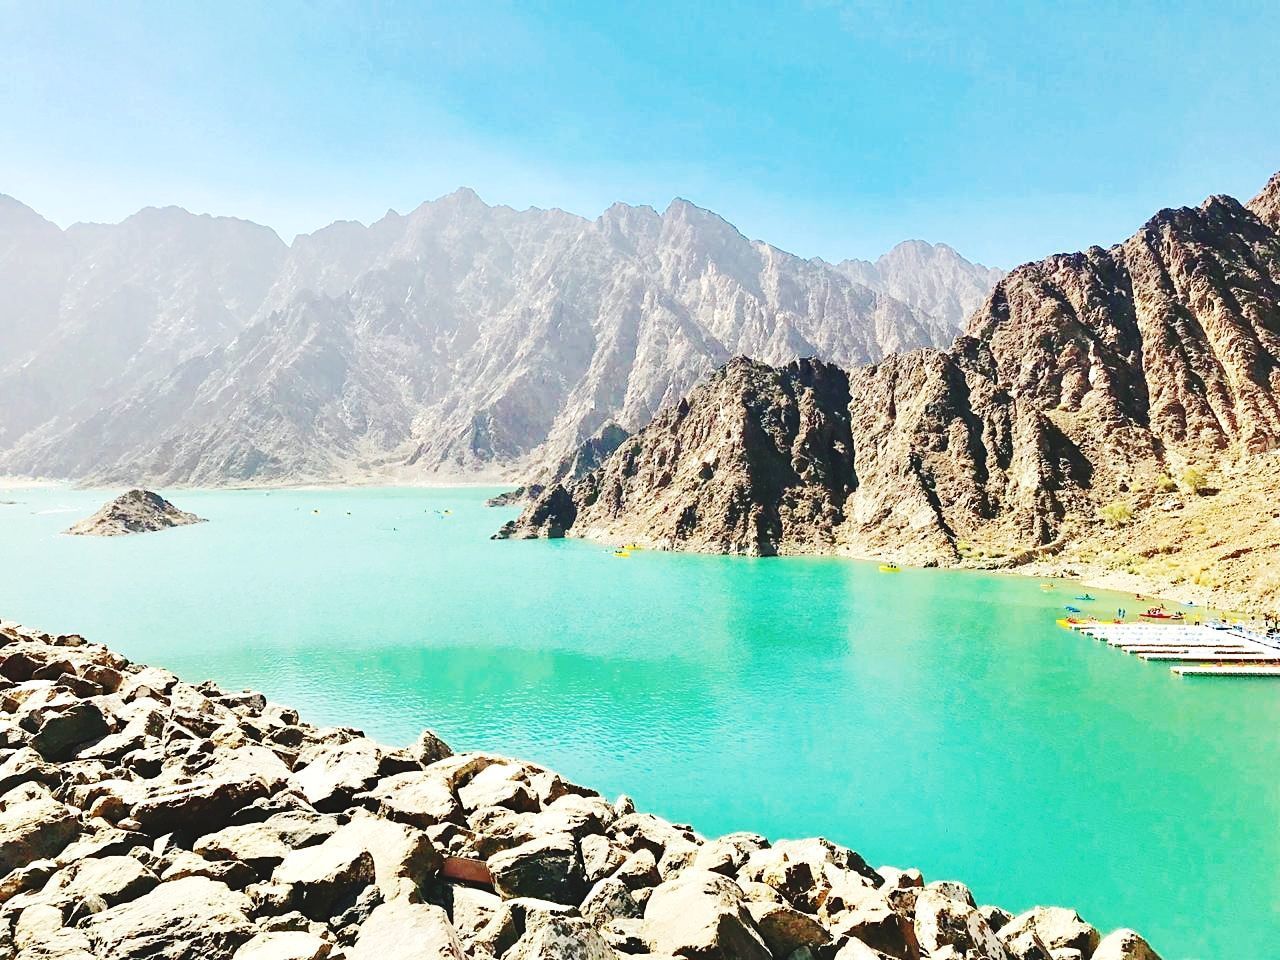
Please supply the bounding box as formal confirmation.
[1247,168,1280,231]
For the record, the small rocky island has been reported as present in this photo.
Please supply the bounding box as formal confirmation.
[64,490,205,537]
[0,618,1162,960]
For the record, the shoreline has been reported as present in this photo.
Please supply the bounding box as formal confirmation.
[0,617,1163,959]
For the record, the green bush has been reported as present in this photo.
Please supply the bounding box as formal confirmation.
[1154,474,1177,493]
[1180,467,1208,495]
[1099,500,1135,527]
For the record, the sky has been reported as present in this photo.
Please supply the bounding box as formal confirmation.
[1,1,1278,269]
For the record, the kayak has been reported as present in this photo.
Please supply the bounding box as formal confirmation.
[1074,594,1096,601]
[879,564,900,573]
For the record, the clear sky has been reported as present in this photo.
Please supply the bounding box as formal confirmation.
[2,1,1278,268]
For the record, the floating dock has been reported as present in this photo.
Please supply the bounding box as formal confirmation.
[1061,622,1280,677]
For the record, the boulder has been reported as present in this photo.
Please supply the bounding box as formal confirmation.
[195,811,338,874]
[315,810,442,900]
[829,900,917,960]
[1092,929,1162,960]
[0,794,80,874]
[489,832,585,904]
[347,899,465,960]
[288,741,382,812]
[740,838,879,914]
[580,877,642,926]
[84,875,255,960]
[362,771,462,827]
[580,833,626,883]
[1000,908,1100,957]
[473,897,577,957]
[0,857,56,904]
[506,913,621,960]
[132,746,290,832]
[232,930,332,960]
[0,747,59,794]
[160,850,257,889]
[458,762,539,814]
[271,834,376,920]
[447,883,502,942]
[746,900,831,957]
[29,701,108,760]
[642,869,771,960]
[693,833,770,877]
[14,902,96,959]
[913,888,1010,960]
[39,855,159,907]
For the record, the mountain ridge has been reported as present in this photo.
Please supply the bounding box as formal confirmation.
[0,190,1000,484]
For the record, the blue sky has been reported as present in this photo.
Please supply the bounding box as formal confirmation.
[1,1,1277,267]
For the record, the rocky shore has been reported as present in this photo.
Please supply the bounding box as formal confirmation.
[0,619,1161,960]
[64,491,204,538]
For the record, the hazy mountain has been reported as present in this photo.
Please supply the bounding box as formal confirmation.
[0,190,999,484]
[0,200,286,450]
[835,240,1004,332]
[498,170,1280,607]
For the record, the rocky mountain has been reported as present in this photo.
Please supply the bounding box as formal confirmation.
[836,239,1004,332]
[0,199,287,453]
[0,191,998,484]
[64,489,205,536]
[498,170,1280,607]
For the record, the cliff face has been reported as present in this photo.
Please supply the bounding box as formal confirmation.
[500,171,1280,596]
[0,192,998,485]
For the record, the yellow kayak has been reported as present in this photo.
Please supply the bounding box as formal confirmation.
[879,564,900,573]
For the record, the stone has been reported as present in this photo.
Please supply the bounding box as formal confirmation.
[271,834,376,920]
[913,888,1009,960]
[232,930,332,960]
[612,848,661,892]
[40,855,159,907]
[194,811,338,873]
[314,810,442,900]
[746,900,831,957]
[740,838,879,915]
[347,899,464,960]
[458,762,539,814]
[1092,929,1162,960]
[1002,927,1053,960]
[580,833,626,883]
[489,832,585,904]
[29,701,108,760]
[642,869,771,960]
[0,747,59,794]
[132,745,291,832]
[14,902,96,958]
[447,883,502,942]
[0,794,80,874]
[362,771,462,827]
[580,877,642,926]
[161,850,258,889]
[506,913,621,960]
[830,900,918,960]
[1000,908,1100,957]
[84,875,255,960]
[0,857,56,904]
[980,906,1013,933]
[925,880,977,908]
[692,833,770,877]
[473,898,577,957]
[289,740,382,812]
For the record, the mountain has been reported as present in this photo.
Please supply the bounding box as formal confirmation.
[0,200,287,452]
[498,171,1280,609]
[835,239,1004,332]
[0,191,998,484]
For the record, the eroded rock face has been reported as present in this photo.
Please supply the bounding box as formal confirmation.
[64,490,205,537]
[0,617,1159,959]
[496,171,1280,586]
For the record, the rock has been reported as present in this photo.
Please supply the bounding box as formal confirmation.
[232,931,332,960]
[347,899,464,960]
[315,811,442,900]
[1000,908,1100,957]
[1092,929,1162,960]
[693,833,770,877]
[580,833,626,883]
[195,811,338,874]
[580,877,642,926]
[829,900,917,960]
[979,906,1013,934]
[740,838,879,915]
[40,855,159,907]
[14,901,96,958]
[84,875,255,959]
[0,857,56,904]
[642,869,771,960]
[1002,926,1053,960]
[0,747,59,794]
[447,883,502,942]
[64,490,206,537]
[473,898,577,957]
[458,762,539,813]
[506,912,621,960]
[924,881,976,908]
[0,794,80,874]
[29,701,108,760]
[612,848,661,893]
[913,888,1010,960]
[160,850,257,889]
[271,834,376,920]
[745,900,831,957]
[132,745,290,832]
[362,771,462,828]
[289,740,382,812]
[489,832,585,904]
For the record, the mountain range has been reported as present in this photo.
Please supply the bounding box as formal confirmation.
[499,170,1280,609]
[0,191,1000,484]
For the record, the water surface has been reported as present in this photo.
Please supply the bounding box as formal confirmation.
[1,485,1275,959]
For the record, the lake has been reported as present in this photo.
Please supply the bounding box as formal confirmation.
[1,485,1275,958]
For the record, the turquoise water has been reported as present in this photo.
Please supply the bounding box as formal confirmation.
[1,486,1275,959]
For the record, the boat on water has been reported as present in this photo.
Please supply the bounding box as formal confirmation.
[879,564,900,573]
[1040,583,1054,591]
[1065,605,1081,613]
[1074,594,1096,601]
[1139,607,1184,621]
